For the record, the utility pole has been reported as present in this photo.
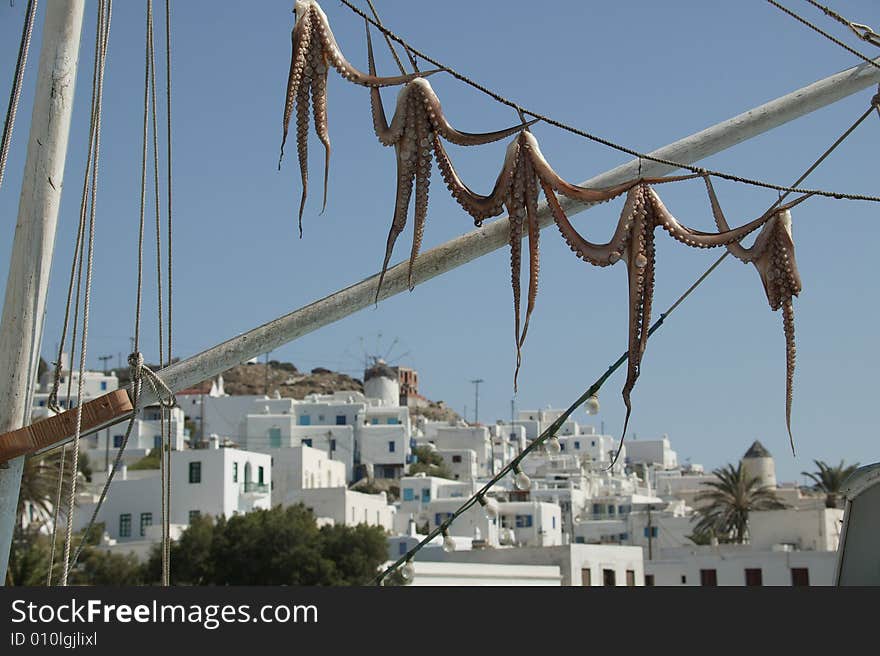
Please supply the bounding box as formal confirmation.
[470,378,484,425]
[0,1,86,585]
[98,354,112,374]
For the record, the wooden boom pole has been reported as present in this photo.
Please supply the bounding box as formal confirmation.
[0,1,86,585]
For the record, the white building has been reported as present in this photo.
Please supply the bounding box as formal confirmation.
[263,444,346,505]
[624,434,678,470]
[75,446,272,543]
[497,501,563,548]
[288,487,395,532]
[388,560,563,586]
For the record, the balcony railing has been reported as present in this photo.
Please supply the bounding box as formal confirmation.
[243,482,269,494]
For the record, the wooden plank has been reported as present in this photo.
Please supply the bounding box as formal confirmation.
[0,389,132,464]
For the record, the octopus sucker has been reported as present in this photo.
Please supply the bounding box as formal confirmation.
[295,80,311,237]
[282,1,432,231]
[782,298,796,455]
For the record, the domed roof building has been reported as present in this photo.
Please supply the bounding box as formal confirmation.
[741,440,777,489]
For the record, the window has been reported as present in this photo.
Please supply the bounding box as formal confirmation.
[435,512,453,525]
[335,415,346,425]
[38,400,45,407]
[140,512,153,537]
[619,532,629,541]
[189,510,200,523]
[298,415,311,426]
[592,503,602,515]
[644,526,658,538]
[398,542,407,555]
[370,418,379,425]
[113,434,124,448]
[645,574,655,587]
[552,516,556,529]
[574,441,581,449]
[100,381,108,390]
[403,488,414,501]
[302,438,312,448]
[318,415,325,422]
[268,427,281,448]
[608,505,616,515]
[330,439,336,451]
[119,514,131,538]
[745,568,763,586]
[421,488,430,503]
[515,514,533,528]
[258,466,265,485]
[189,461,201,484]
[153,435,162,449]
[581,568,592,586]
[603,569,616,586]
[575,536,585,544]
[680,575,687,584]
[591,440,596,447]
[388,441,396,453]
[700,569,718,586]
[387,417,399,425]
[626,570,635,587]
[452,455,462,463]
[791,568,810,586]
[233,462,238,483]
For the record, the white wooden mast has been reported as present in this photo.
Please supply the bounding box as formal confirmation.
[0,1,86,585]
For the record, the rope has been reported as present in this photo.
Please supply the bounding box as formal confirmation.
[804,0,880,48]
[767,0,880,71]
[60,0,111,587]
[163,0,174,581]
[376,100,872,584]
[45,444,66,585]
[68,354,176,571]
[338,0,880,204]
[0,0,36,190]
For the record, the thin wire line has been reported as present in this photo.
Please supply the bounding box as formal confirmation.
[376,100,871,584]
[767,0,880,70]
[803,0,880,48]
[163,0,174,589]
[0,0,36,190]
[338,0,880,204]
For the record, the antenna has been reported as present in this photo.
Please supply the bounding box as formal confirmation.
[98,355,112,374]
[470,378,484,425]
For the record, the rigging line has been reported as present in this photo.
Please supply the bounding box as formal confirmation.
[61,0,111,587]
[365,0,408,75]
[0,0,37,190]
[375,101,871,584]
[45,444,67,585]
[803,0,880,48]
[766,0,880,70]
[164,0,174,588]
[338,0,880,203]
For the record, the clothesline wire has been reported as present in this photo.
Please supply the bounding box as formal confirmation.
[802,0,880,49]
[0,0,36,191]
[340,0,880,203]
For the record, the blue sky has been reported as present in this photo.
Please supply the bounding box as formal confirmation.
[1,1,877,483]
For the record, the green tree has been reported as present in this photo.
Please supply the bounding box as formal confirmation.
[408,445,454,479]
[802,459,860,508]
[70,550,145,585]
[5,526,50,586]
[145,505,387,586]
[693,462,787,544]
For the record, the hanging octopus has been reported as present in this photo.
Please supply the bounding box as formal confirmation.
[366,27,533,299]
[280,0,432,235]
[437,129,809,445]
[705,178,809,453]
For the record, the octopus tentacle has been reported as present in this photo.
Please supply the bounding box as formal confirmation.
[408,119,432,290]
[508,162,526,390]
[519,154,540,354]
[414,78,536,146]
[376,148,415,302]
[281,10,313,169]
[433,135,508,223]
[310,71,331,213]
[306,1,438,87]
[295,79,312,237]
[366,26,407,146]
[782,298,796,455]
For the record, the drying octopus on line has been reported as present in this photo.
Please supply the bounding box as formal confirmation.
[366,25,535,298]
[438,130,810,452]
[706,178,808,453]
[280,0,433,235]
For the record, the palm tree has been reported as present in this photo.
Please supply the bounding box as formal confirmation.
[693,462,787,544]
[16,446,90,529]
[802,460,859,508]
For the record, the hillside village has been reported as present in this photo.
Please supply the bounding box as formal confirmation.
[24,355,842,586]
